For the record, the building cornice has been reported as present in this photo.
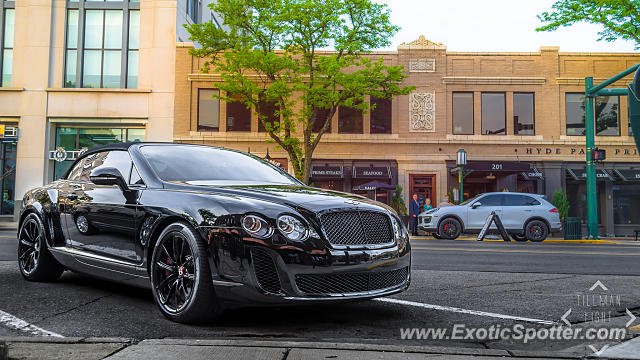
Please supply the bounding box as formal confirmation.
[442,77,546,85]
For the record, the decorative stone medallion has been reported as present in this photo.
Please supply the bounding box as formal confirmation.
[409,92,435,132]
[409,58,435,72]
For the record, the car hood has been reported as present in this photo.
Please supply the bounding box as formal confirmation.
[164,182,397,214]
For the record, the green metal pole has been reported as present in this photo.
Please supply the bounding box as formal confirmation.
[585,77,599,239]
[459,166,463,203]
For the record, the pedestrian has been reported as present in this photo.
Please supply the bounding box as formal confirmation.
[424,198,432,212]
[410,194,421,236]
[438,194,452,207]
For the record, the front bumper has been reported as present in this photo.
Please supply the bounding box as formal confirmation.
[207,231,411,306]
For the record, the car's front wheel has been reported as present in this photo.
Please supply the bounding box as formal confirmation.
[525,220,548,242]
[18,213,64,281]
[150,222,221,323]
[438,218,462,240]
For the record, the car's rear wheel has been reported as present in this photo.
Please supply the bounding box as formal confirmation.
[150,222,221,323]
[438,218,462,240]
[18,213,64,281]
[525,220,548,242]
[511,233,527,242]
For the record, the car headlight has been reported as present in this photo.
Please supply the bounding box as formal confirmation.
[241,214,273,239]
[277,215,308,242]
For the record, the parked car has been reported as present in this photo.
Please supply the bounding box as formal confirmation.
[18,143,411,323]
[418,192,562,242]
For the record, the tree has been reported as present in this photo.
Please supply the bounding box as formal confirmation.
[186,0,413,183]
[537,0,640,47]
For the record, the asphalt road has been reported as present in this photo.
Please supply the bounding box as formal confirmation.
[1,229,640,354]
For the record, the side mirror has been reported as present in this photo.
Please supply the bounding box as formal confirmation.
[471,202,482,209]
[90,167,128,191]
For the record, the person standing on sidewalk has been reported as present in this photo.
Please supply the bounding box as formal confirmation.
[410,194,421,236]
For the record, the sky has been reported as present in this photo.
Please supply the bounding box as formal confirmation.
[376,0,638,53]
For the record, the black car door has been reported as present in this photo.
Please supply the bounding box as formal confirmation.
[62,150,138,263]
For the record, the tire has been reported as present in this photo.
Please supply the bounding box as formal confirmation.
[525,220,548,242]
[511,233,527,242]
[149,222,221,323]
[438,218,462,240]
[431,232,442,240]
[18,213,64,281]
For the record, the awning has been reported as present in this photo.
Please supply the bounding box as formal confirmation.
[310,165,343,178]
[521,166,544,180]
[566,167,612,180]
[352,181,396,191]
[613,169,640,181]
[449,161,531,176]
[353,166,391,179]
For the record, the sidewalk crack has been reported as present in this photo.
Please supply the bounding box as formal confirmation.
[32,294,112,325]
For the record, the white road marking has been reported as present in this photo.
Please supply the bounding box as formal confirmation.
[374,298,555,325]
[0,309,63,337]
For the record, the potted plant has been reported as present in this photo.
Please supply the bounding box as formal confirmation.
[551,190,576,239]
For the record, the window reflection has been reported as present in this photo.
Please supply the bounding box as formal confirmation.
[338,103,363,134]
[565,94,619,136]
[198,89,220,131]
[453,92,473,135]
[481,93,506,135]
[370,97,391,134]
[514,93,535,135]
[226,94,251,131]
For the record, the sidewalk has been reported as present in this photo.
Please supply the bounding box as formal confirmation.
[411,234,640,245]
[0,337,628,360]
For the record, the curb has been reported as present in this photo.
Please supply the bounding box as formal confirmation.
[410,236,618,244]
[0,337,588,359]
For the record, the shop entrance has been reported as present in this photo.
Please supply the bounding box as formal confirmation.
[410,175,435,210]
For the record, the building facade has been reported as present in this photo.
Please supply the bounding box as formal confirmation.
[0,0,219,220]
[174,35,640,237]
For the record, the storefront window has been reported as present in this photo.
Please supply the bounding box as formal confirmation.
[370,97,391,134]
[0,141,16,215]
[226,94,251,131]
[613,184,640,224]
[481,93,506,135]
[514,93,534,135]
[452,92,473,135]
[198,89,220,131]
[53,127,145,180]
[566,94,619,136]
[338,104,363,134]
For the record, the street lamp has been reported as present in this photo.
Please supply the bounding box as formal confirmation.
[456,149,467,203]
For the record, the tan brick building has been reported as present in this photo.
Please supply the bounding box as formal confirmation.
[174,35,640,237]
[0,0,222,220]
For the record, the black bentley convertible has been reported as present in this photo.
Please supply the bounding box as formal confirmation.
[18,143,411,323]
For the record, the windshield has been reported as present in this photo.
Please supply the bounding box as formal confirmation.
[459,194,481,206]
[140,145,300,185]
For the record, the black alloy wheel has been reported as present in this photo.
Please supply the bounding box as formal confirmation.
[150,222,220,323]
[18,213,64,281]
[525,220,548,242]
[438,218,462,240]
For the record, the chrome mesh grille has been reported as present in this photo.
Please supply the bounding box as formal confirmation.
[251,248,282,294]
[295,267,409,295]
[320,210,393,246]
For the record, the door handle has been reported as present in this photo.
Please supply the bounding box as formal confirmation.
[67,193,78,200]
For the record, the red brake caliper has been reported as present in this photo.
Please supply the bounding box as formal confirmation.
[165,257,170,276]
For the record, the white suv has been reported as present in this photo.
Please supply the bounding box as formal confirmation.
[418,192,562,242]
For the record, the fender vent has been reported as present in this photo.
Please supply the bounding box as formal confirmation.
[251,248,282,294]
